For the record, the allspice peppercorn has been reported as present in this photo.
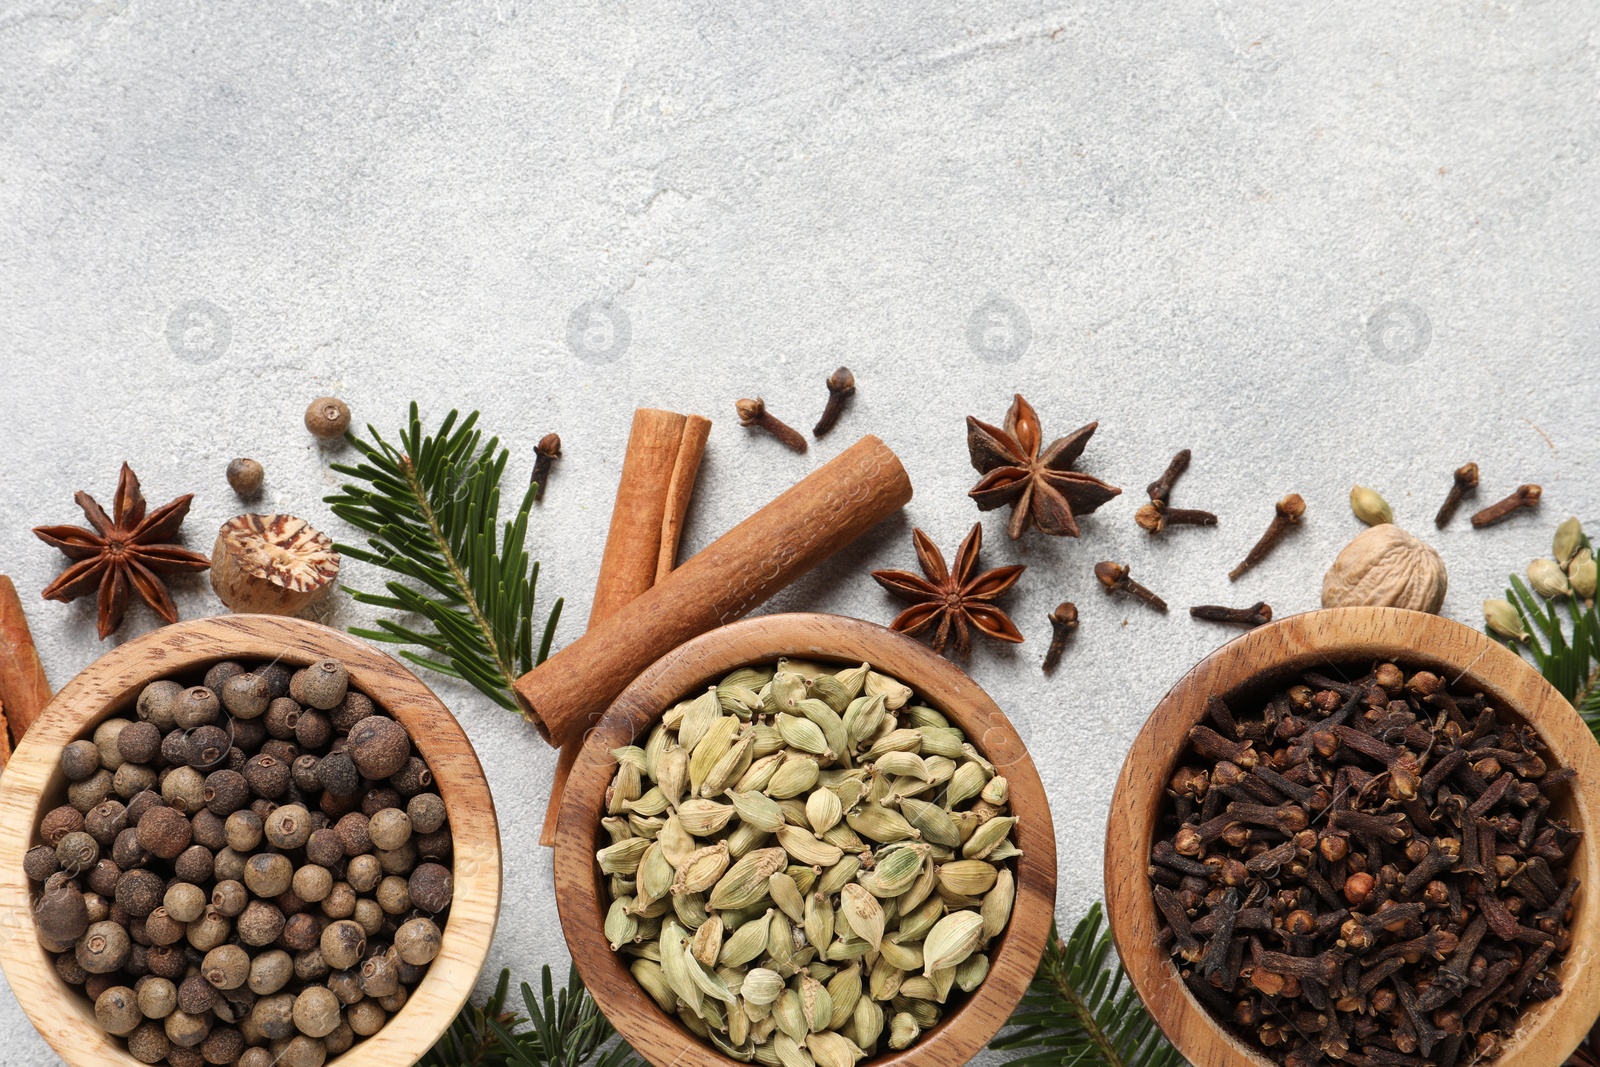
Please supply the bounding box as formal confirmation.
[24,845,59,881]
[320,881,357,919]
[248,949,294,995]
[41,804,85,845]
[56,830,100,872]
[136,976,177,1019]
[174,687,219,730]
[406,792,447,835]
[243,753,290,798]
[375,875,411,914]
[263,698,302,740]
[305,396,351,440]
[237,900,285,947]
[136,806,192,859]
[243,852,293,898]
[293,659,349,710]
[294,984,343,1038]
[282,1034,330,1067]
[292,863,334,903]
[359,951,399,998]
[345,853,382,893]
[226,458,264,497]
[84,800,128,844]
[346,998,387,1036]
[390,756,434,796]
[409,861,453,913]
[265,803,313,849]
[395,916,442,965]
[186,724,230,769]
[143,907,185,946]
[172,844,214,884]
[347,716,409,779]
[367,808,412,851]
[68,770,115,812]
[185,907,232,953]
[330,690,374,731]
[200,1025,245,1066]
[95,984,144,1036]
[161,765,206,814]
[164,1007,212,1048]
[201,944,250,990]
[224,810,264,852]
[60,739,102,781]
[320,919,367,970]
[36,883,90,942]
[352,897,384,936]
[93,719,131,771]
[252,992,297,1040]
[136,680,182,730]
[281,911,323,952]
[117,721,162,765]
[202,769,249,816]
[163,883,207,924]
[127,1020,171,1064]
[77,920,132,973]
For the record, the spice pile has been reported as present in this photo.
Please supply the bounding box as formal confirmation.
[598,659,1017,1065]
[1151,663,1578,1067]
[25,656,453,1067]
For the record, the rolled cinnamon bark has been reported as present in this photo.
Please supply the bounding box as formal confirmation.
[516,434,912,742]
[540,408,711,845]
[0,575,51,749]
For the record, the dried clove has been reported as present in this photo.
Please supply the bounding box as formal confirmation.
[1433,462,1479,528]
[1229,493,1305,581]
[1137,449,1217,534]
[736,397,808,453]
[530,432,562,501]
[1189,602,1272,628]
[811,366,855,438]
[1471,484,1542,528]
[1042,601,1078,674]
[1094,561,1168,613]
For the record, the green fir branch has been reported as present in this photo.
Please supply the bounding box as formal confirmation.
[1490,529,1600,740]
[418,966,645,1067]
[989,904,1182,1067]
[324,403,563,710]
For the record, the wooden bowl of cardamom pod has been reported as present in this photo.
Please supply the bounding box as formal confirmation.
[1104,607,1600,1067]
[553,612,1057,1067]
[0,615,501,1067]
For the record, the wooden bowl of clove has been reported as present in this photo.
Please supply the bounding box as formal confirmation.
[0,615,502,1067]
[552,612,1058,1067]
[1105,606,1600,1067]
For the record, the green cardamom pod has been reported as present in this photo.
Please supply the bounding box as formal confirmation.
[728,789,786,833]
[851,995,884,1049]
[721,911,774,968]
[769,873,806,924]
[804,892,835,952]
[673,842,731,896]
[826,963,861,1030]
[961,815,1016,860]
[775,824,844,867]
[768,756,821,799]
[708,847,789,910]
[846,804,918,844]
[677,687,723,751]
[676,798,736,837]
[898,797,960,848]
[922,911,985,975]
[606,896,639,950]
[806,1031,863,1067]
[596,836,650,875]
[742,965,785,1006]
[981,868,1015,940]
[806,789,843,836]
[631,957,676,1013]
[838,884,885,951]
[955,952,989,992]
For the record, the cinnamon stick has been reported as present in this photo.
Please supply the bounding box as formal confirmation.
[588,410,712,626]
[516,434,912,743]
[0,575,51,748]
[540,409,711,845]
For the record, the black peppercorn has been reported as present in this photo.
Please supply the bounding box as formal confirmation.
[348,717,409,780]
[136,806,192,860]
[243,754,290,799]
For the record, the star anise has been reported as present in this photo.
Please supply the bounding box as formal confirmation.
[870,523,1024,659]
[967,393,1122,539]
[33,463,211,639]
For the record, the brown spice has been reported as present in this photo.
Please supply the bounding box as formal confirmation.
[871,523,1025,659]
[966,393,1121,539]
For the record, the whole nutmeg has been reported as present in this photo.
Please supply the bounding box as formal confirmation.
[409,861,453,913]
[1322,523,1448,613]
[136,806,192,860]
[136,680,183,731]
[35,882,90,942]
[305,396,351,440]
[244,852,294,898]
[127,1020,171,1064]
[395,916,442,965]
[174,686,220,730]
[95,984,144,1036]
[292,659,349,711]
[226,458,264,497]
[320,919,367,970]
[294,984,343,1038]
[202,944,251,989]
[265,804,313,850]
[60,739,103,781]
[77,919,132,973]
[347,716,410,780]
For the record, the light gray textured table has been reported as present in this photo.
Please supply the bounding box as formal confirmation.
[3,1,1597,1062]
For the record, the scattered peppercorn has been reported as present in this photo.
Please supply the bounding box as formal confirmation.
[225,458,265,498]
[304,396,351,440]
[347,716,409,779]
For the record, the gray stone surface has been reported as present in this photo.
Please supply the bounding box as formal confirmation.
[2,0,1598,1062]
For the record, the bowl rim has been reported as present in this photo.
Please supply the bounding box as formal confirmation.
[1104,605,1600,1067]
[0,614,501,1067]
[553,611,1058,1067]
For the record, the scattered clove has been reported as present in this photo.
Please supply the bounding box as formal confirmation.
[1434,462,1479,528]
[736,397,808,453]
[1094,562,1168,613]
[1042,602,1078,673]
[812,366,856,438]
[530,432,562,501]
[1146,449,1191,505]
[1189,602,1272,628]
[1137,449,1217,534]
[1229,493,1305,581]
[1471,484,1542,528]
[1151,664,1579,1067]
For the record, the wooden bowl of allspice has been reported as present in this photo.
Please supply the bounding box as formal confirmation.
[1105,607,1600,1067]
[0,615,501,1067]
[553,612,1058,1067]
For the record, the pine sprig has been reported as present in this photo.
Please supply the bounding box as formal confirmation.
[989,904,1182,1067]
[324,403,563,710]
[1489,530,1600,739]
[418,966,645,1067]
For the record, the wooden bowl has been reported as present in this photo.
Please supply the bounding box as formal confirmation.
[1105,606,1600,1067]
[554,612,1057,1067]
[0,615,501,1067]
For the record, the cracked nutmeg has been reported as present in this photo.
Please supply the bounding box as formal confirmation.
[966,393,1121,540]
[210,514,341,616]
[871,522,1024,659]
[33,463,211,639]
